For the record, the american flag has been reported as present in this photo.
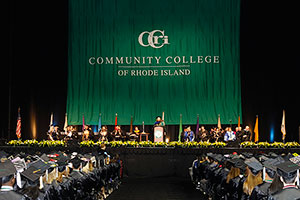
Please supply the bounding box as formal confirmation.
[16,107,21,139]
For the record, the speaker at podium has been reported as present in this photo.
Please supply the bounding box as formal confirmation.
[154,126,164,142]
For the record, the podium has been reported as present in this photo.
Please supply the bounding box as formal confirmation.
[154,127,164,142]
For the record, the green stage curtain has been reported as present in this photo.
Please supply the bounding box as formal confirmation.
[67,0,242,125]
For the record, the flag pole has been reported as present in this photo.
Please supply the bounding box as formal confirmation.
[281,110,286,143]
[178,114,182,142]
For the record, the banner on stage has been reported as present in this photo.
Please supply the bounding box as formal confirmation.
[67,0,242,125]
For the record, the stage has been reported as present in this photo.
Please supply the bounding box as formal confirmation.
[2,144,300,178]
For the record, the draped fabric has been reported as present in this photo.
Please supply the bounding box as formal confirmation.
[67,0,242,125]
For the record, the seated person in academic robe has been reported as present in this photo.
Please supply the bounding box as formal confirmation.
[82,125,93,141]
[128,126,139,141]
[183,126,195,142]
[198,126,209,142]
[65,125,75,141]
[224,127,236,142]
[99,126,108,142]
[53,125,61,140]
[0,160,24,200]
[268,160,300,200]
[47,125,58,141]
[111,126,126,141]
[235,127,243,142]
[242,126,251,142]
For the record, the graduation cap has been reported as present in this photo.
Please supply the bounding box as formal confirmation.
[70,156,82,169]
[268,152,278,158]
[245,157,263,175]
[228,158,246,170]
[206,153,214,158]
[0,150,8,159]
[0,160,17,178]
[241,152,253,159]
[21,166,41,182]
[290,155,300,166]
[263,157,285,171]
[29,159,51,175]
[276,160,300,179]
[40,154,50,162]
[212,154,223,162]
[56,155,70,167]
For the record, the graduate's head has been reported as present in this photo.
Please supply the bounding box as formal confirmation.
[1,174,15,186]
[70,157,82,170]
[156,116,161,121]
[49,125,54,132]
[276,160,300,184]
[186,126,191,131]
[0,160,17,186]
[243,158,263,195]
[134,126,139,130]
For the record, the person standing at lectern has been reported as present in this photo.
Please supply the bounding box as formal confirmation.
[154,116,164,127]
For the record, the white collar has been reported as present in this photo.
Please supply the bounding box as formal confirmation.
[1,185,14,191]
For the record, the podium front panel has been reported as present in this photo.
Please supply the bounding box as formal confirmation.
[154,127,164,142]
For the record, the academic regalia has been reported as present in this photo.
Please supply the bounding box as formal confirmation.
[268,160,300,200]
[183,131,195,142]
[0,189,24,200]
[269,186,300,200]
[111,130,125,141]
[99,131,108,142]
[241,130,251,142]
[250,182,271,200]
[0,160,24,200]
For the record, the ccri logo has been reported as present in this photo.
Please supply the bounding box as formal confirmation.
[138,30,169,49]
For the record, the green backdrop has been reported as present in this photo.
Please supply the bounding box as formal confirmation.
[67,0,242,125]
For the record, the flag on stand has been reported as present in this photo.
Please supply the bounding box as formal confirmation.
[114,113,118,130]
[82,114,85,131]
[281,110,286,142]
[49,112,53,127]
[63,113,68,132]
[254,115,259,142]
[195,114,199,136]
[178,114,182,142]
[98,113,102,132]
[129,116,133,133]
[217,114,221,129]
[16,107,21,139]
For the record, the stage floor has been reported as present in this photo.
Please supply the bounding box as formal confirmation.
[107,176,207,200]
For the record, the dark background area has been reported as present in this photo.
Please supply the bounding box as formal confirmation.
[3,0,299,142]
